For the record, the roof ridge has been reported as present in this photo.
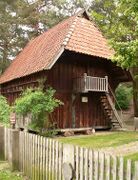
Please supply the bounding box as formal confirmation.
[62,16,78,47]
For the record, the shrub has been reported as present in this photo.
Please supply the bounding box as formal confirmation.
[0,95,10,125]
[14,87,63,132]
[115,84,132,110]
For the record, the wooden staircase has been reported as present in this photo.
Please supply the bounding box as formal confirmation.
[100,93,123,129]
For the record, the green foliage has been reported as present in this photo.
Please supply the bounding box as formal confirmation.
[90,0,138,116]
[0,161,24,180]
[40,129,58,138]
[0,95,10,125]
[112,40,138,68]
[115,84,132,110]
[90,0,138,68]
[0,0,88,73]
[14,88,63,132]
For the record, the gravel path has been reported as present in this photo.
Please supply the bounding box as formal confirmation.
[100,141,138,156]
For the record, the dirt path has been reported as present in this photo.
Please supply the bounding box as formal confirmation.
[100,141,138,156]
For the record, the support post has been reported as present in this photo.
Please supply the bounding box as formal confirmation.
[83,73,87,92]
[0,126,4,160]
[105,76,108,92]
[62,144,75,180]
[11,129,20,171]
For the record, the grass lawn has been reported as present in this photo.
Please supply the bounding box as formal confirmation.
[0,161,25,180]
[124,153,138,162]
[57,131,138,149]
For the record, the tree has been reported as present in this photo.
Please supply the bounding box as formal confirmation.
[90,0,138,116]
[0,0,89,74]
[14,87,63,132]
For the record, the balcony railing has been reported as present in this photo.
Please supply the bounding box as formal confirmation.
[73,73,108,93]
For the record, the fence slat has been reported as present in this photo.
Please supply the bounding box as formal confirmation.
[24,132,27,175]
[119,157,124,180]
[134,161,138,180]
[55,141,59,180]
[94,151,99,180]
[52,140,55,180]
[84,148,88,180]
[88,150,93,180]
[46,139,49,180]
[105,154,110,180]
[59,142,63,180]
[80,147,84,180]
[126,159,131,180]
[112,156,117,180]
[32,134,35,180]
[42,137,46,180]
[40,136,43,180]
[49,139,52,180]
[76,146,79,180]
[35,134,38,180]
[99,152,104,180]
[38,135,40,180]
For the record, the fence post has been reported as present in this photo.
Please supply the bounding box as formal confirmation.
[62,144,75,180]
[11,129,20,171]
[0,125,4,160]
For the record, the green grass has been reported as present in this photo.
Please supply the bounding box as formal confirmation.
[123,153,138,173]
[124,153,138,162]
[0,161,24,180]
[57,132,138,149]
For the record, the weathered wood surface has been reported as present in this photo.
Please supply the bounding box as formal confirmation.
[4,128,138,180]
[1,53,121,130]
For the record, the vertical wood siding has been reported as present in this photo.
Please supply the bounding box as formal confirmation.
[1,52,122,129]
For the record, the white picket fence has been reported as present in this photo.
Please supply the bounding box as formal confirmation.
[4,128,138,180]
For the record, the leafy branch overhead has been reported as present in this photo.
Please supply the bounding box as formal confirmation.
[90,0,138,116]
[91,0,138,68]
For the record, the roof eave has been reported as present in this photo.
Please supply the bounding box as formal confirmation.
[47,46,65,69]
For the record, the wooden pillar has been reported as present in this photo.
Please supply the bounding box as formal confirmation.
[0,126,4,160]
[72,94,76,128]
[11,129,20,171]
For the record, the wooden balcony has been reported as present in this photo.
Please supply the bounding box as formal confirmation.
[73,73,108,93]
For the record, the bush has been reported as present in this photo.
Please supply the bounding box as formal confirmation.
[14,87,63,132]
[0,95,10,125]
[115,84,132,110]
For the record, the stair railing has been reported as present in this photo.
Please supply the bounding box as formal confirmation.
[108,84,123,121]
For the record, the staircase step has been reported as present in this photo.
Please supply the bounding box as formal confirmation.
[112,122,120,124]
[104,107,110,110]
[101,96,106,99]
[106,110,112,113]
[112,124,121,127]
[101,99,107,103]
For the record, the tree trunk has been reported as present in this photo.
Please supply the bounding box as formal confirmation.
[132,67,138,117]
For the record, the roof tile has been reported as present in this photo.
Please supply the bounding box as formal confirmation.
[0,15,113,84]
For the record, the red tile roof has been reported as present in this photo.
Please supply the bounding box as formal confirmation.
[0,13,114,84]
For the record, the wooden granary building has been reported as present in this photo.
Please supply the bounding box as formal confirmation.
[0,11,131,130]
